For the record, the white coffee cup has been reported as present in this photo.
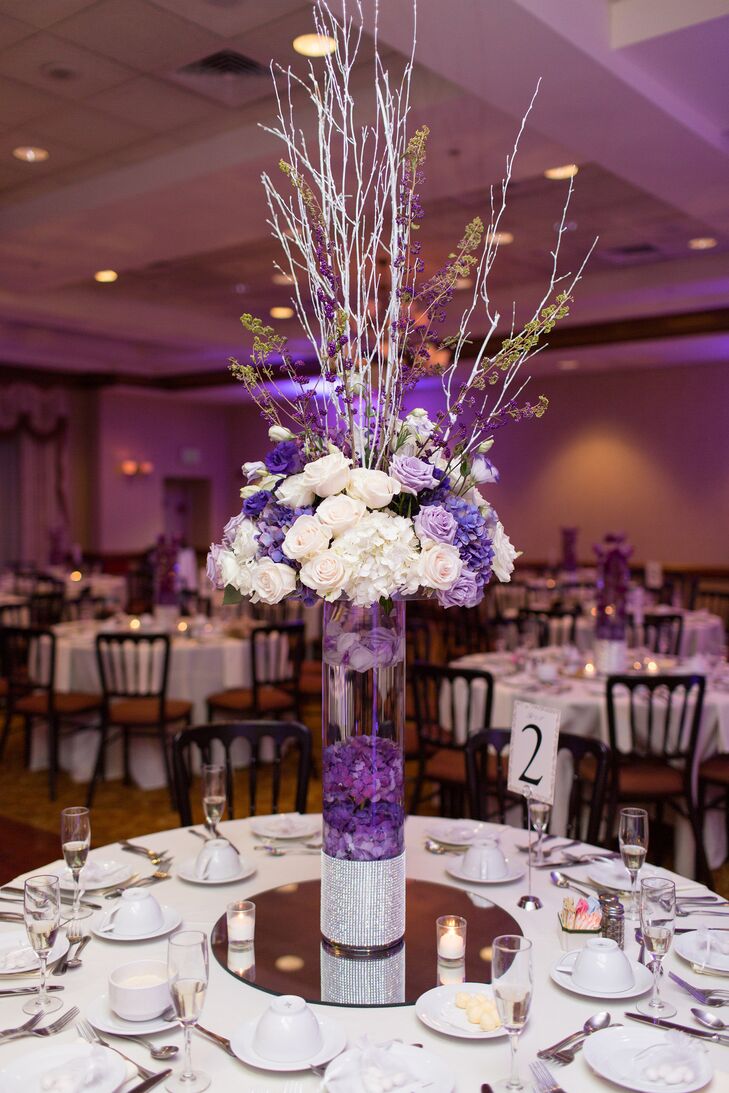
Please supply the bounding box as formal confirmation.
[461,839,508,881]
[105,888,164,936]
[252,995,322,1062]
[536,661,557,683]
[195,839,241,881]
[559,936,634,993]
[109,959,170,1021]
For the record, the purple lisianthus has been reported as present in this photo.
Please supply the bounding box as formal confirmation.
[437,567,481,608]
[205,543,224,589]
[242,490,271,517]
[264,440,304,476]
[390,453,438,495]
[413,503,457,545]
[222,510,247,547]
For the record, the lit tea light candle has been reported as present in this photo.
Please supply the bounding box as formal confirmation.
[129,617,141,630]
[227,899,255,949]
[227,944,255,979]
[647,660,658,674]
[438,959,466,986]
[176,620,189,633]
[70,570,83,582]
[584,661,596,677]
[436,915,466,963]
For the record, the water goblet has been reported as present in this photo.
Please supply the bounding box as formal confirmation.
[637,877,676,1018]
[201,764,226,834]
[619,807,648,921]
[491,935,533,1091]
[61,806,90,917]
[22,875,63,1015]
[166,930,210,1093]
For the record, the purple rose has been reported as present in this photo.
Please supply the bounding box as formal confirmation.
[390,454,439,495]
[242,490,271,517]
[206,543,224,589]
[414,504,457,545]
[222,511,246,547]
[264,440,304,476]
[437,567,481,609]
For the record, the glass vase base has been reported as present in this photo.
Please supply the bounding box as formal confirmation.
[321,850,405,951]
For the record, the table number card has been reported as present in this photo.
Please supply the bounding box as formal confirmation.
[507,700,561,805]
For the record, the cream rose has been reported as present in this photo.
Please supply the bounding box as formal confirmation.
[219,551,255,596]
[492,520,519,582]
[268,425,294,442]
[301,450,351,497]
[299,551,348,601]
[231,519,258,562]
[315,494,366,537]
[276,473,316,508]
[251,559,296,604]
[346,468,401,509]
[282,514,332,561]
[419,540,463,591]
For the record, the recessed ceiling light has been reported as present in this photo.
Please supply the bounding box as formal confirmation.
[688,237,717,250]
[270,305,294,319]
[293,32,337,57]
[557,359,579,371]
[544,163,579,180]
[487,230,514,246]
[94,269,118,283]
[12,145,49,163]
[272,271,294,286]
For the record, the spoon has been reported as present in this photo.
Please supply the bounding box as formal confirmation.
[691,1007,729,1032]
[255,845,319,856]
[538,1011,613,1059]
[550,870,594,899]
[424,839,462,856]
[65,935,91,970]
[112,1031,180,1060]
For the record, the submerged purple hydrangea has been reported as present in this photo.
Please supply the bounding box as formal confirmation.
[322,734,404,861]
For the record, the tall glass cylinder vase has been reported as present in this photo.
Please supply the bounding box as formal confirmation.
[320,598,406,953]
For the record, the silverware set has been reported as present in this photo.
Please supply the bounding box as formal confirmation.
[104,866,172,900]
[77,1018,172,1087]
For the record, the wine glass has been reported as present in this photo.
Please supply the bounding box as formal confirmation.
[491,935,533,1091]
[61,806,90,917]
[201,764,226,835]
[167,930,210,1093]
[637,877,676,1018]
[22,875,63,1015]
[530,801,551,866]
[619,807,648,921]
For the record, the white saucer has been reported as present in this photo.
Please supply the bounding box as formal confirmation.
[87,993,179,1037]
[56,858,132,891]
[415,983,507,1040]
[424,820,502,848]
[0,929,69,975]
[446,858,525,885]
[229,1011,346,1072]
[675,930,729,973]
[324,1041,454,1093]
[176,857,256,886]
[583,1024,712,1092]
[92,905,181,941]
[249,814,321,840]
[550,950,654,999]
[0,1042,127,1093]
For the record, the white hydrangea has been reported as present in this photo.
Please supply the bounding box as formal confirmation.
[331,511,419,606]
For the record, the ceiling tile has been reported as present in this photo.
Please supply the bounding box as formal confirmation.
[0,0,96,30]
[149,0,309,39]
[52,0,224,71]
[0,12,33,47]
[0,32,135,100]
[29,102,150,153]
[0,73,63,125]
[93,75,217,132]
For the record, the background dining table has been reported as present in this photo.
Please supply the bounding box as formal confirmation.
[1,815,728,1091]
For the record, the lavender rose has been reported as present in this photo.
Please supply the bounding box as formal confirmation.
[205,543,225,589]
[413,504,457,545]
[390,454,439,495]
[437,567,481,608]
[264,440,304,476]
[222,510,246,547]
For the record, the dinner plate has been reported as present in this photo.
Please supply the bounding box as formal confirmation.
[0,929,69,974]
[176,857,256,885]
[446,859,525,885]
[249,814,321,840]
[55,857,131,891]
[92,905,181,942]
[582,1024,712,1092]
[87,993,179,1037]
[229,1011,346,1071]
[415,983,507,1040]
[324,1042,454,1092]
[0,1042,127,1093]
[674,930,729,973]
[549,950,653,999]
[424,820,503,848]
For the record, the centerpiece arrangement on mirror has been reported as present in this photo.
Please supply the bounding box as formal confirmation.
[207,0,592,952]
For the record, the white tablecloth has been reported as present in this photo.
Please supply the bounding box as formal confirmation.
[1,816,728,1091]
[568,609,726,658]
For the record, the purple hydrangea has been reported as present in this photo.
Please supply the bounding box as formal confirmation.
[413,503,457,545]
[242,490,271,517]
[442,495,494,591]
[255,500,307,567]
[437,567,481,608]
[264,440,304,477]
[390,454,439,495]
[322,734,404,861]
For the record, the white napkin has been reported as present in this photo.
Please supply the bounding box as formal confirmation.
[324,1038,420,1093]
[0,945,35,971]
[70,859,128,886]
[695,927,729,957]
[40,1044,110,1092]
[257,812,304,834]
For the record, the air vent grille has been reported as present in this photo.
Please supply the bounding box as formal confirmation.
[179,49,268,78]
[169,49,268,107]
[601,242,661,265]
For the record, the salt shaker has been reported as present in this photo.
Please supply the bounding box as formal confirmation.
[600,895,625,949]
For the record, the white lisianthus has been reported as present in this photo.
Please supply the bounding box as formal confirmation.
[231,519,258,562]
[301,450,351,497]
[316,494,366,537]
[268,425,294,442]
[299,551,348,601]
[240,484,261,500]
[282,513,332,561]
[471,455,499,485]
[276,473,316,508]
[241,460,266,482]
[332,511,418,606]
[404,407,435,440]
[219,551,255,596]
[251,559,297,604]
[347,468,401,509]
[478,438,494,454]
[418,540,463,591]
[491,520,519,582]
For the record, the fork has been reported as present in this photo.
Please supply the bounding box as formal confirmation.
[1,1006,79,1041]
[0,1011,43,1040]
[669,970,729,1005]
[119,841,169,865]
[77,1018,155,1080]
[531,1058,568,1092]
[105,868,172,900]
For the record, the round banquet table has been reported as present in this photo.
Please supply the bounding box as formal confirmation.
[2,816,729,1091]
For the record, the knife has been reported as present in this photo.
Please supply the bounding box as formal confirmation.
[0,887,101,910]
[194,1023,236,1057]
[124,1069,172,1093]
[624,1010,729,1044]
[0,985,64,997]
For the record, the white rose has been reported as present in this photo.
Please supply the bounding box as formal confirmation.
[232,519,258,562]
[316,494,366,537]
[276,473,316,508]
[419,541,463,591]
[347,468,401,509]
[268,425,294,442]
[251,559,296,604]
[404,407,435,439]
[492,520,519,583]
[299,551,348,601]
[219,551,255,595]
[282,514,332,561]
[301,450,351,498]
[241,460,266,482]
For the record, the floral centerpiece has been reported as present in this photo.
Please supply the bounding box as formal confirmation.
[207,0,591,951]
[594,532,632,672]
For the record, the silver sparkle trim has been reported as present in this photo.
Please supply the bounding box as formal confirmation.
[320,942,405,1005]
[320,850,406,950]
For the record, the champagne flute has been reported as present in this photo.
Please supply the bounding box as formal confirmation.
[491,935,533,1091]
[61,806,90,917]
[619,807,648,922]
[530,801,551,866]
[167,930,210,1093]
[201,764,226,834]
[637,877,676,1018]
[22,875,63,1015]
